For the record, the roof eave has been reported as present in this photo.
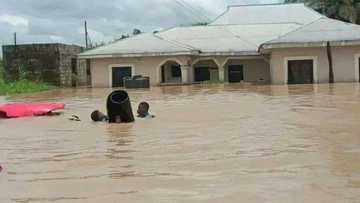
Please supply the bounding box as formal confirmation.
[260,39,360,51]
[78,50,263,59]
[199,51,260,56]
[78,51,199,59]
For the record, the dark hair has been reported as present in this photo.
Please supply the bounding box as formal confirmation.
[91,110,101,121]
[139,102,149,110]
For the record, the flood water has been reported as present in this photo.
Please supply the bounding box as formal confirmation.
[1,83,360,203]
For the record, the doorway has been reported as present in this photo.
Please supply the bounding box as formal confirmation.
[288,60,314,84]
[228,65,244,83]
[71,58,77,87]
[194,67,210,82]
[112,67,132,87]
[160,61,182,84]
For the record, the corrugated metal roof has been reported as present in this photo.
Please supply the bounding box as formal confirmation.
[79,4,360,58]
[78,33,197,57]
[211,3,322,25]
[157,23,300,54]
[261,17,360,49]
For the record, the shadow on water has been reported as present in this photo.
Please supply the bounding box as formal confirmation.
[105,124,138,180]
[105,124,135,158]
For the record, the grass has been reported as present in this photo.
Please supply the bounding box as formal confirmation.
[0,79,54,95]
[0,60,55,96]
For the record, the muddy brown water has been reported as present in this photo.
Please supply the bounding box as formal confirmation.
[1,83,360,203]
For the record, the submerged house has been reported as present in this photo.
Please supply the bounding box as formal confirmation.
[79,3,360,87]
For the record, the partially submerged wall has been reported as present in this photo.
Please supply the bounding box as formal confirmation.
[90,56,191,87]
[2,44,60,84]
[225,59,270,83]
[58,44,84,86]
[89,55,272,87]
[269,45,360,84]
[2,43,84,86]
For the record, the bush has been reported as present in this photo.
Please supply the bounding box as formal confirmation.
[0,60,4,84]
[0,60,54,95]
[0,79,54,95]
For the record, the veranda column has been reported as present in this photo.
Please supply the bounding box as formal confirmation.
[181,65,190,83]
[219,67,225,82]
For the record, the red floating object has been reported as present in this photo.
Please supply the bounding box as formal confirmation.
[0,103,65,118]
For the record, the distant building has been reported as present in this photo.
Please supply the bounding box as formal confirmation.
[2,43,90,87]
[79,3,360,87]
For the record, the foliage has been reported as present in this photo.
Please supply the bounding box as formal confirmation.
[0,59,4,84]
[133,28,142,35]
[284,0,360,24]
[0,79,54,95]
[191,22,209,26]
[0,60,54,95]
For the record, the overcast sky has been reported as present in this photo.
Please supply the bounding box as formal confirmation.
[0,0,281,56]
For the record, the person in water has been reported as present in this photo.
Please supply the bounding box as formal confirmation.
[91,101,154,122]
[91,110,122,123]
[137,102,155,118]
[91,110,109,122]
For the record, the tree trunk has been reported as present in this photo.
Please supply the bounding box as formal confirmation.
[327,41,335,83]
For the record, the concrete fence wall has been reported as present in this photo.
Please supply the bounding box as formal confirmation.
[2,43,84,87]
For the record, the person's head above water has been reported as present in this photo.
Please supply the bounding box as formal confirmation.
[137,102,150,118]
[91,110,108,122]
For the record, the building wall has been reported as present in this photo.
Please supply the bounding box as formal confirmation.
[332,46,360,82]
[90,56,191,87]
[270,45,360,84]
[77,59,91,86]
[225,59,270,83]
[58,44,84,86]
[2,43,84,86]
[90,55,272,87]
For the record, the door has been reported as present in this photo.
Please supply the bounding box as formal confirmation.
[71,58,77,87]
[194,67,210,82]
[161,65,165,83]
[112,67,132,87]
[228,65,244,83]
[288,60,313,84]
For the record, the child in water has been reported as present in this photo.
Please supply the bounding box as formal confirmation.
[91,110,123,123]
[90,110,109,122]
[137,102,155,118]
[91,101,154,122]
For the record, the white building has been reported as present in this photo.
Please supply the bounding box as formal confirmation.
[79,3,360,87]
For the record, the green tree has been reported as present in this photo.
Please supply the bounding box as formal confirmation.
[284,0,360,24]
[0,59,3,83]
[133,28,142,35]
[191,22,209,26]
